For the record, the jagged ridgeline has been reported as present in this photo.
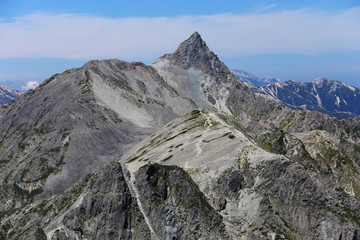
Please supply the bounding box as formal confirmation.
[252,78,360,119]
[0,32,359,239]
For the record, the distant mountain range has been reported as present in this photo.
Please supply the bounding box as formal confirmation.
[0,86,23,105]
[252,78,360,119]
[231,69,281,87]
[230,69,360,119]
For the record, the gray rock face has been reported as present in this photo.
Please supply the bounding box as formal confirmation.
[134,164,229,240]
[57,163,150,240]
[256,159,360,239]
[0,161,230,240]
[0,32,359,239]
[0,162,151,239]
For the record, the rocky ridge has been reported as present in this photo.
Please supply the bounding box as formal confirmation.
[0,32,359,239]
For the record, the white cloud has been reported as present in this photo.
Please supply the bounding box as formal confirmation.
[0,8,359,60]
[21,81,39,90]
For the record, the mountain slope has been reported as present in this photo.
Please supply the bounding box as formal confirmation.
[231,69,281,87]
[254,78,360,118]
[0,59,197,212]
[0,32,359,239]
[122,109,360,239]
[1,109,359,239]
[0,86,23,105]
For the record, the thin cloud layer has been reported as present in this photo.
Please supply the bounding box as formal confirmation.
[1,7,359,60]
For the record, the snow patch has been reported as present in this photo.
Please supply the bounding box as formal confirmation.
[313,85,323,108]
[335,96,340,107]
[342,82,356,92]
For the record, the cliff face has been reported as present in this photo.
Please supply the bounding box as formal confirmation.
[0,161,229,240]
[0,32,359,239]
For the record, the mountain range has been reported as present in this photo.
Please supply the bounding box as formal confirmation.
[0,86,23,105]
[231,69,281,87]
[253,78,360,119]
[0,32,359,239]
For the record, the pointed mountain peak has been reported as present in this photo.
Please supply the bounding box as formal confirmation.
[190,31,201,38]
[187,31,201,41]
[173,32,212,62]
[180,31,204,48]
[155,31,231,77]
[153,31,240,86]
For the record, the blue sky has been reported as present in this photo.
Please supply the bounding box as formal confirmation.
[0,0,359,90]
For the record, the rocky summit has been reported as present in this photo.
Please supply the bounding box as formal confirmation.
[0,32,359,239]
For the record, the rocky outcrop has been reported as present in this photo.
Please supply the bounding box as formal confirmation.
[0,161,230,240]
[0,162,151,239]
[133,164,229,239]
